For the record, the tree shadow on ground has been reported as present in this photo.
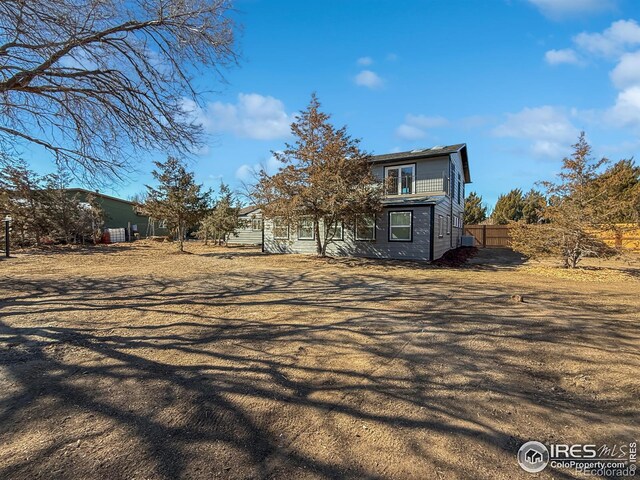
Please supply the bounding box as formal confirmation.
[0,267,637,479]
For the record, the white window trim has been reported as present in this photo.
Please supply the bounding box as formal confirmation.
[355,216,376,241]
[384,164,416,195]
[438,215,444,238]
[327,221,344,241]
[273,219,289,239]
[446,214,451,235]
[389,211,412,242]
[298,217,315,240]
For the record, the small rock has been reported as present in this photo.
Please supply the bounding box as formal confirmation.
[510,294,524,303]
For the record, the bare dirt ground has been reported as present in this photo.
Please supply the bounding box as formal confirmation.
[0,242,638,480]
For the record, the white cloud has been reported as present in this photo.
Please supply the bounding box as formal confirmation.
[235,154,281,181]
[354,70,384,89]
[610,50,640,89]
[182,93,292,140]
[527,0,616,19]
[544,48,583,65]
[356,56,373,66]
[493,106,579,158]
[395,114,449,140]
[606,86,640,127]
[573,19,640,58]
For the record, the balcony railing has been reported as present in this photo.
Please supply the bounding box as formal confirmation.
[380,176,448,196]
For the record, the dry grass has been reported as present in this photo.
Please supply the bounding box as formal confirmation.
[0,241,638,479]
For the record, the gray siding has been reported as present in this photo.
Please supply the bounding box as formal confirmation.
[371,156,450,195]
[227,212,263,245]
[264,206,433,261]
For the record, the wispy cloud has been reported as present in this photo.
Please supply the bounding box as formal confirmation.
[356,56,373,66]
[544,48,583,65]
[395,114,449,140]
[354,70,384,89]
[526,0,617,20]
[493,106,579,158]
[182,93,293,140]
[573,19,640,58]
[235,154,281,181]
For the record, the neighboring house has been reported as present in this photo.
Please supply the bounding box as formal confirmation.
[227,206,263,246]
[263,144,471,261]
[66,188,169,238]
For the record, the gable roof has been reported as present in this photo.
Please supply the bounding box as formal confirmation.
[369,143,471,183]
[239,205,260,216]
[65,188,136,205]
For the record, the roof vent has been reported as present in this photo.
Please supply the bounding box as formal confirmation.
[430,145,444,150]
[410,148,428,153]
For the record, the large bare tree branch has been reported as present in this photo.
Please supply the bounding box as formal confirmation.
[0,0,237,182]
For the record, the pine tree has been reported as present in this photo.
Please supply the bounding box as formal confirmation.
[198,183,242,245]
[521,189,547,224]
[463,191,487,225]
[492,189,524,224]
[144,157,211,252]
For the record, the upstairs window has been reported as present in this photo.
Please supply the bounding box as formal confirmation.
[457,174,462,205]
[385,164,415,195]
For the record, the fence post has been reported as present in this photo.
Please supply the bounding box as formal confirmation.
[482,225,487,248]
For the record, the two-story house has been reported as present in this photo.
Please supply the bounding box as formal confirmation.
[262,143,471,261]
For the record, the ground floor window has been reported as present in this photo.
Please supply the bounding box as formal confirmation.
[251,218,262,231]
[327,220,344,240]
[389,211,412,242]
[273,218,289,239]
[355,216,376,240]
[298,217,315,240]
[438,215,444,238]
[447,214,451,235]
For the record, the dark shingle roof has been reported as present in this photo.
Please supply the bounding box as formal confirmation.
[369,143,471,183]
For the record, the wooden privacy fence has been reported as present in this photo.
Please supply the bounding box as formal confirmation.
[465,223,640,252]
[464,225,510,248]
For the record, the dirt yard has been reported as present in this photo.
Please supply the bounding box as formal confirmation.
[0,242,638,479]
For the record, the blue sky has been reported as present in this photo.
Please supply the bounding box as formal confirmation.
[30,0,640,209]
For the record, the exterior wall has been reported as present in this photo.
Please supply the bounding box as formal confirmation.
[70,190,169,238]
[371,155,450,195]
[448,151,466,248]
[228,212,263,245]
[264,206,433,261]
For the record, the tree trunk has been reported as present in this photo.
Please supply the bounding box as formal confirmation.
[314,221,324,256]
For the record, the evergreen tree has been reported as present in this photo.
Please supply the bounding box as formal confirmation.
[199,183,242,245]
[463,191,487,225]
[492,189,524,224]
[521,189,547,224]
[144,157,211,252]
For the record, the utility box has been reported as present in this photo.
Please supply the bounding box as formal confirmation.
[104,228,126,243]
[461,235,475,247]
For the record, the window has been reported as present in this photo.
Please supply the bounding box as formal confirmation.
[327,221,344,241]
[385,164,415,195]
[273,218,289,239]
[438,215,444,238]
[389,211,412,242]
[446,215,451,235]
[298,217,314,240]
[457,174,462,205]
[251,218,262,231]
[453,215,460,228]
[355,216,376,241]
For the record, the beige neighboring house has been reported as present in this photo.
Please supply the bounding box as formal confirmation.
[227,206,263,246]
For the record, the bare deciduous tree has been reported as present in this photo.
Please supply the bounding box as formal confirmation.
[0,0,237,181]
